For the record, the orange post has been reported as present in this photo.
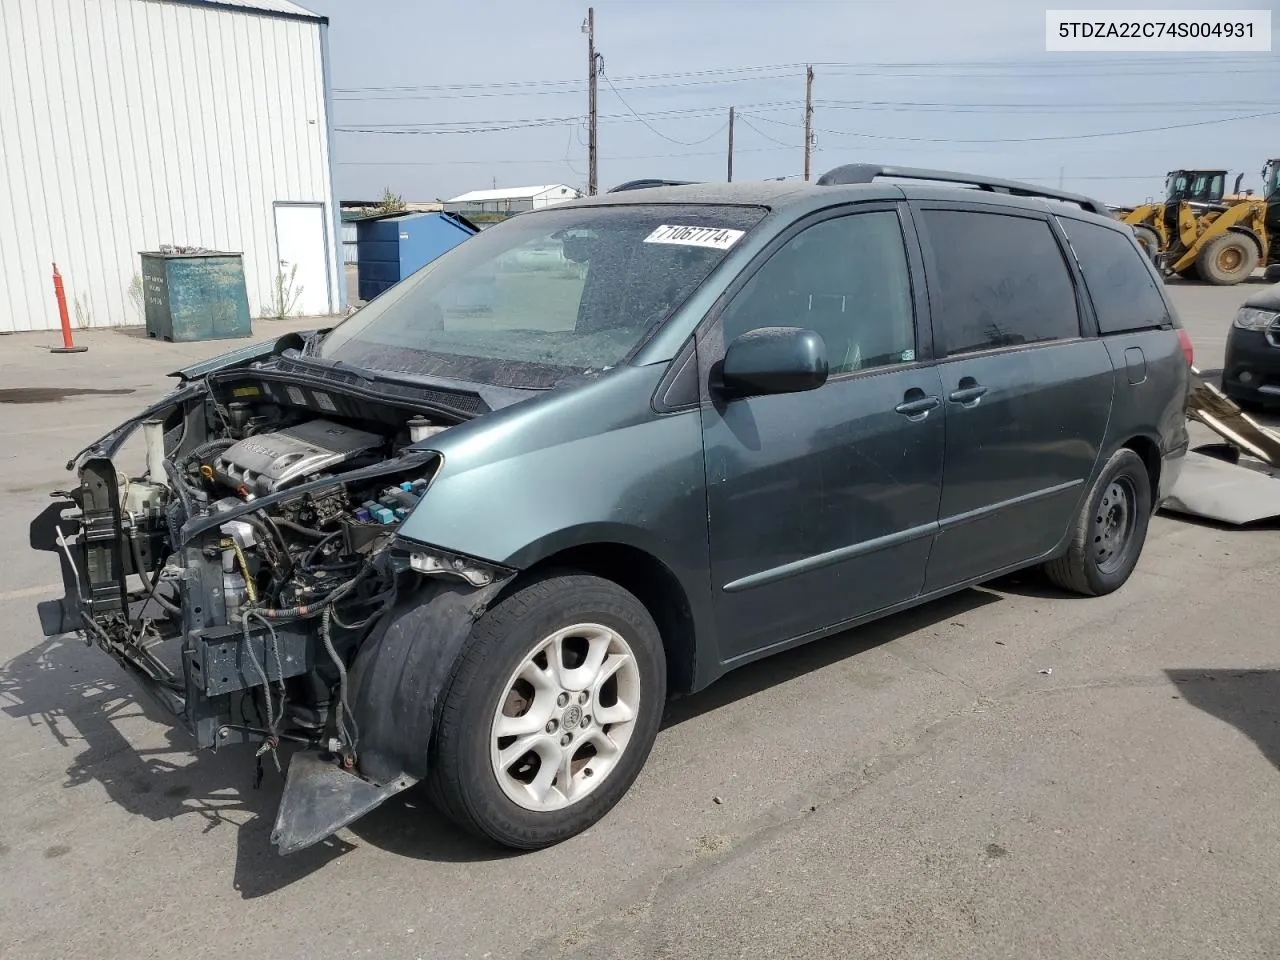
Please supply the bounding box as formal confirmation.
[50,262,87,354]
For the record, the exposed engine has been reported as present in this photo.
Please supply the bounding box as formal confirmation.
[212,419,384,496]
[41,365,484,774]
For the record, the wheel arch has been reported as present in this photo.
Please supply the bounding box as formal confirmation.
[1225,224,1265,258]
[509,540,701,695]
[1120,433,1162,512]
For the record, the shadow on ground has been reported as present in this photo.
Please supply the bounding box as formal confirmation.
[1165,668,1280,771]
[0,586,1011,883]
[0,635,357,898]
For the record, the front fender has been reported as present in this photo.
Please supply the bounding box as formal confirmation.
[347,576,512,783]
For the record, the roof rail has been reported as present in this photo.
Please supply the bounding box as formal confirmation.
[607,179,698,193]
[815,164,1106,215]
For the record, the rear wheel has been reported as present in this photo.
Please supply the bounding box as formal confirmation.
[1132,225,1160,261]
[428,573,666,849]
[1196,233,1259,285]
[1043,449,1152,597]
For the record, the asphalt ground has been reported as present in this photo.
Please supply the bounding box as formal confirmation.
[0,278,1277,960]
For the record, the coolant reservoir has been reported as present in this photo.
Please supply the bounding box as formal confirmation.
[123,481,168,517]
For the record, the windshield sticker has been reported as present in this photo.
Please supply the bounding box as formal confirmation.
[643,224,745,250]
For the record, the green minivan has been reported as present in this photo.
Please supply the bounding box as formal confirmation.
[36,166,1191,854]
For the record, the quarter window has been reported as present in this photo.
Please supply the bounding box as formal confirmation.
[721,211,916,376]
[919,210,1080,357]
[1059,218,1170,334]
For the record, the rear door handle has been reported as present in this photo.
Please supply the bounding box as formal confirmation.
[948,382,988,405]
[894,395,941,417]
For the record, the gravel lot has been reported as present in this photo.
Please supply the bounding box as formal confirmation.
[1,280,1277,960]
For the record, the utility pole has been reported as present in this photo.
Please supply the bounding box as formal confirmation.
[803,65,814,182]
[727,106,735,182]
[585,7,598,195]
[1058,166,1065,189]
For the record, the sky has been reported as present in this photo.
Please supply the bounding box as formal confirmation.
[301,0,1279,207]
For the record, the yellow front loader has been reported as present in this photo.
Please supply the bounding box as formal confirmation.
[1115,168,1228,260]
[1162,159,1280,286]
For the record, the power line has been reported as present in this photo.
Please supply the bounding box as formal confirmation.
[336,100,800,132]
[333,74,804,102]
[335,97,1277,135]
[331,54,1271,93]
[598,70,729,146]
[814,98,1280,115]
[736,114,793,148]
[332,63,807,93]
[336,143,796,167]
[746,108,1280,144]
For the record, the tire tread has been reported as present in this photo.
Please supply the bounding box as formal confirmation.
[1042,448,1151,597]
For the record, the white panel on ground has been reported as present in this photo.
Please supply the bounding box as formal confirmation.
[273,203,331,316]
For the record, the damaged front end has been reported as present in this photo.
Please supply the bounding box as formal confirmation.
[31,336,514,854]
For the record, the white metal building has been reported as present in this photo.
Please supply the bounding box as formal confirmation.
[0,0,343,333]
[444,185,583,216]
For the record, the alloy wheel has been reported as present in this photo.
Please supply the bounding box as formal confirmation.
[489,623,641,812]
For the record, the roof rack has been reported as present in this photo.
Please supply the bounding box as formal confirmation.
[815,164,1105,215]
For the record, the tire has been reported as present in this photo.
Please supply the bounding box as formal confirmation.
[1196,233,1259,285]
[1264,264,1280,284]
[428,572,667,849]
[1042,449,1152,597]
[1132,225,1160,262]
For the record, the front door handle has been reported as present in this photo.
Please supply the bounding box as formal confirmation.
[894,393,941,418]
[948,378,988,406]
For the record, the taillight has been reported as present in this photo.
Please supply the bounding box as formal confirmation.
[1177,328,1194,367]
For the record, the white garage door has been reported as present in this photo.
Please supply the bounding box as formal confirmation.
[273,203,331,316]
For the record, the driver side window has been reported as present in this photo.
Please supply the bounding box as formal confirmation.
[720,210,916,376]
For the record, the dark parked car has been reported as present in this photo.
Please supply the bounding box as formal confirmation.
[1222,284,1280,407]
[33,165,1191,855]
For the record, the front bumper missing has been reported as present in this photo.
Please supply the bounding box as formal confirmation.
[32,455,514,854]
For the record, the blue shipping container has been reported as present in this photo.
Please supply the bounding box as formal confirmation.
[355,212,476,301]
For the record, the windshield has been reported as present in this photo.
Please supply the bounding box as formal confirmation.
[320,203,767,388]
[1189,173,1224,202]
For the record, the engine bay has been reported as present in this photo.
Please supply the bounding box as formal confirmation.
[43,358,491,771]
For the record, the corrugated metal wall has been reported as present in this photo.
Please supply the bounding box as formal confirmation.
[341,222,358,264]
[0,0,340,332]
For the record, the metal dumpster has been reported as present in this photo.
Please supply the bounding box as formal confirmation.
[355,212,476,301]
[139,251,252,342]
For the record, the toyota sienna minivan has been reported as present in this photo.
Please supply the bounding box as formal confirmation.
[35,165,1191,855]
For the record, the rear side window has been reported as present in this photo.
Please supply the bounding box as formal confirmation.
[919,210,1080,357]
[1059,218,1170,334]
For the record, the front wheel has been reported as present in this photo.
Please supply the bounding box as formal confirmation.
[1042,449,1152,596]
[428,573,667,849]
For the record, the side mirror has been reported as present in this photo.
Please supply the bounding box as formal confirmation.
[718,326,828,399]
